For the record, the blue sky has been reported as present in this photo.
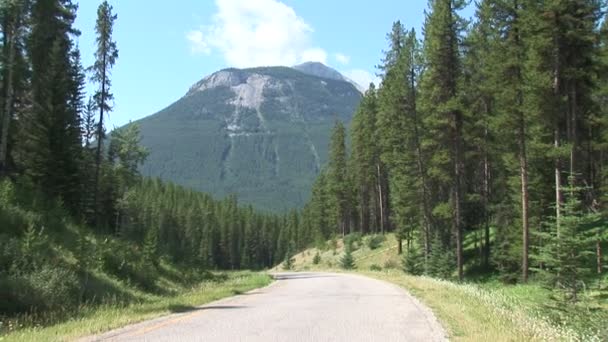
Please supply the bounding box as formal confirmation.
[74,1,474,128]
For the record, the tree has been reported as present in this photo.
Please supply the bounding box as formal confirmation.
[108,123,148,233]
[340,245,356,269]
[0,0,29,176]
[17,0,83,213]
[351,84,378,235]
[419,0,467,280]
[328,120,350,236]
[535,181,600,302]
[90,0,118,225]
[283,241,295,270]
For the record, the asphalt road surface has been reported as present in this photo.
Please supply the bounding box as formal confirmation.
[85,272,447,342]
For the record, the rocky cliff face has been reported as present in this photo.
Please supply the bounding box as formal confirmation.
[134,64,361,211]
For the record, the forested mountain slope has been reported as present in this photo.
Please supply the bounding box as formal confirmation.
[134,64,361,211]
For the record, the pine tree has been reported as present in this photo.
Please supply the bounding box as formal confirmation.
[419,0,467,280]
[351,84,378,235]
[17,0,83,213]
[0,0,29,176]
[328,120,350,236]
[89,0,118,226]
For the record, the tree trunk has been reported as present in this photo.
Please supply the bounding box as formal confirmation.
[520,117,530,282]
[377,163,385,234]
[397,236,403,255]
[483,102,491,268]
[453,114,463,281]
[94,50,107,227]
[0,14,17,176]
[411,61,432,269]
[553,17,562,238]
[361,186,370,234]
[597,233,603,274]
[569,84,577,186]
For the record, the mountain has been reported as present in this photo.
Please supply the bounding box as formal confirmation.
[134,64,362,211]
[293,62,365,92]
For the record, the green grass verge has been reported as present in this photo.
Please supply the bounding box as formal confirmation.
[360,270,602,341]
[285,234,607,341]
[1,271,271,342]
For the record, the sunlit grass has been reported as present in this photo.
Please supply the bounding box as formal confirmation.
[1,271,271,342]
[287,234,607,341]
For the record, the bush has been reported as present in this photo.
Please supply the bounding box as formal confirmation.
[369,264,382,271]
[344,233,362,251]
[1,265,80,315]
[383,258,400,270]
[367,234,385,250]
[312,252,321,265]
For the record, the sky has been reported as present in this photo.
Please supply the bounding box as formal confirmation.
[74,0,475,129]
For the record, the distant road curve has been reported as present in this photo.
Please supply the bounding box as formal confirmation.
[84,272,447,342]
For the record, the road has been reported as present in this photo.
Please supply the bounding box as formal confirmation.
[85,272,447,342]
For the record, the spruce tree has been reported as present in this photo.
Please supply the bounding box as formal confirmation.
[535,181,600,302]
[340,245,356,270]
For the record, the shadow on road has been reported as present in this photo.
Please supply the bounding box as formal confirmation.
[168,305,248,313]
[272,273,335,281]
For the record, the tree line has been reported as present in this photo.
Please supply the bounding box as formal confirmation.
[300,0,608,300]
[0,0,306,319]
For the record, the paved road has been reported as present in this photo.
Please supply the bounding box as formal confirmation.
[85,272,447,342]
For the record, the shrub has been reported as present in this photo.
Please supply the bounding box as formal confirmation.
[383,258,400,270]
[312,252,321,265]
[2,265,80,315]
[344,233,362,251]
[367,234,385,250]
[369,264,382,271]
[25,265,80,311]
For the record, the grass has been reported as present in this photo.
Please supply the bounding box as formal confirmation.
[0,271,272,342]
[283,233,607,341]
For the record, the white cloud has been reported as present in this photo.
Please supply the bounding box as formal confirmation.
[186,30,209,54]
[343,69,380,91]
[301,48,328,64]
[334,53,350,65]
[188,0,328,68]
